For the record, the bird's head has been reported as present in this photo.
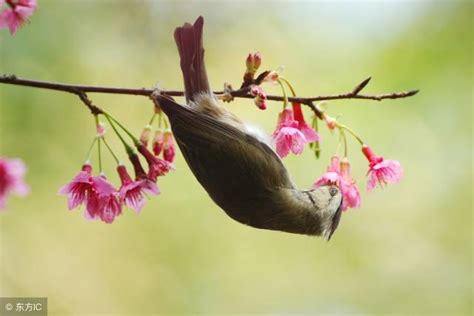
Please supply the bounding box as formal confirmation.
[306,185,343,240]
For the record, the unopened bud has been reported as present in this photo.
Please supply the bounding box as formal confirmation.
[254,95,267,110]
[325,116,337,130]
[246,52,262,74]
[96,122,106,137]
[263,70,279,83]
[163,129,176,163]
[140,125,153,146]
[249,85,267,110]
[81,163,92,174]
[152,128,165,156]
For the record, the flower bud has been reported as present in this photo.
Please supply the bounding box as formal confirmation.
[96,122,106,137]
[249,85,267,110]
[152,128,165,156]
[263,70,279,83]
[163,130,176,163]
[140,125,153,146]
[254,95,267,110]
[246,52,262,73]
[249,85,263,97]
[81,163,93,174]
[325,116,337,131]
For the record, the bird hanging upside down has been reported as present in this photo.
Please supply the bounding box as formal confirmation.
[153,16,343,239]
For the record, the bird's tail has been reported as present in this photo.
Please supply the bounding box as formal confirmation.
[174,16,210,103]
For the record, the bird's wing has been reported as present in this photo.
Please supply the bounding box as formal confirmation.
[156,96,295,211]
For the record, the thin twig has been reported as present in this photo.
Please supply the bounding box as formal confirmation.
[77,92,103,115]
[0,74,419,117]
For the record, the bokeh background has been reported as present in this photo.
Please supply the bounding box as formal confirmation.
[1,1,472,315]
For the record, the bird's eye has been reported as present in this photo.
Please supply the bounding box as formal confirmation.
[329,187,338,197]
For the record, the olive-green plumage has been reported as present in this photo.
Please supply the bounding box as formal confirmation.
[155,16,343,239]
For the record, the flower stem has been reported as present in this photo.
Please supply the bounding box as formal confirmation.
[102,137,120,164]
[97,137,103,173]
[338,124,364,145]
[84,137,98,163]
[276,78,289,108]
[279,77,297,97]
[148,113,157,125]
[103,111,140,145]
[104,114,134,155]
[158,113,163,128]
[340,128,348,157]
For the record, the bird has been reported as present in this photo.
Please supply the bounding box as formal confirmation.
[153,16,343,239]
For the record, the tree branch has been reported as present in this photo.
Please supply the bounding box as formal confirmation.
[0,74,419,118]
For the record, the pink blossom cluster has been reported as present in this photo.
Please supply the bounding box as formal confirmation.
[272,103,320,158]
[0,157,29,209]
[59,118,176,224]
[235,50,404,212]
[0,0,37,34]
[313,146,403,211]
[313,156,360,211]
[59,164,159,223]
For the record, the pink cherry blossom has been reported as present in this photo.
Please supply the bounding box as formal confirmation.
[60,166,124,224]
[147,158,173,182]
[136,143,173,182]
[274,127,306,157]
[163,130,176,163]
[0,0,37,34]
[272,108,307,158]
[88,175,122,223]
[313,155,340,187]
[313,156,361,211]
[98,192,122,224]
[58,164,93,210]
[292,102,320,143]
[362,145,403,191]
[117,165,159,213]
[0,157,29,209]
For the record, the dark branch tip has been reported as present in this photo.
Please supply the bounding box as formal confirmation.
[407,89,420,96]
[352,77,372,95]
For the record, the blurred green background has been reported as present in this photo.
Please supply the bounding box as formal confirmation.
[0,1,472,315]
